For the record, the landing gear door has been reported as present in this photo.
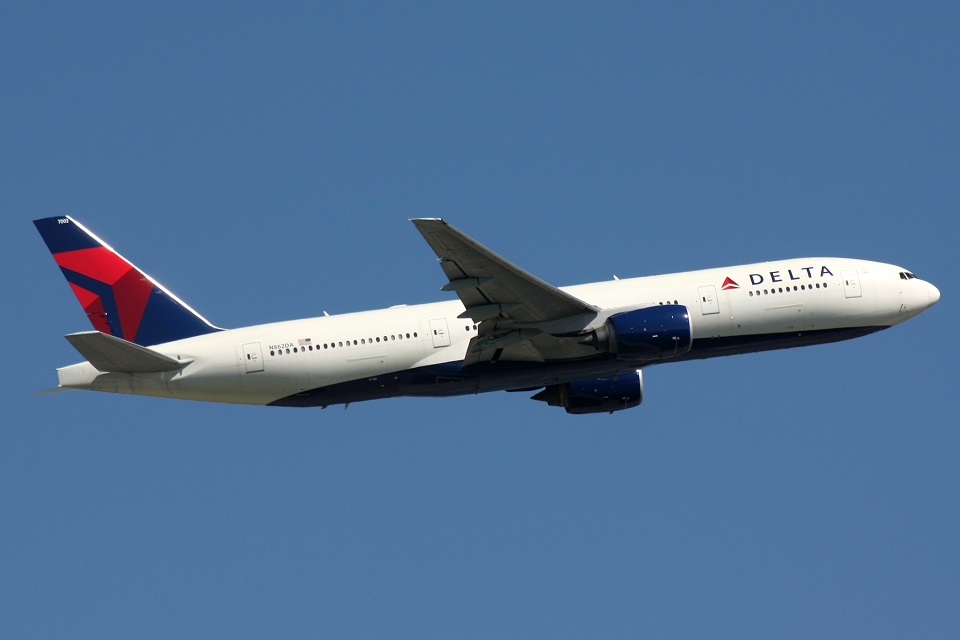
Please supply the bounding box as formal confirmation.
[429,318,451,348]
[842,270,862,299]
[697,285,720,315]
[242,342,264,373]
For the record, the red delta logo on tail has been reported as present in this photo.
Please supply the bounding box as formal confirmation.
[53,246,153,342]
[721,277,739,291]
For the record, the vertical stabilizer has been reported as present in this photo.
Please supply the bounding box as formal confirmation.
[34,216,222,346]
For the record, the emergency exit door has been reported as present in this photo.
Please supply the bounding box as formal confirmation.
[242,342,264,373]
[698,285,720,315]
[841,270,862,298]
[429,319,451,348]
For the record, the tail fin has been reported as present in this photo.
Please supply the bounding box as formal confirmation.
[34,216,222,346]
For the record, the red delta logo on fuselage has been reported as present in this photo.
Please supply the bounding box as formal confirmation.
[721,277,739,290]
[748,265,834,286]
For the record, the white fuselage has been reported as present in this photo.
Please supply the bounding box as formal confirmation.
[56,258,940,407]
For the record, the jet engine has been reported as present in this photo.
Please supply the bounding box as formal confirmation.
[531,370,644,414]
[583,305,692,360]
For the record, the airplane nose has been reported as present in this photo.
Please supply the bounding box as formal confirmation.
[928,282,941,306]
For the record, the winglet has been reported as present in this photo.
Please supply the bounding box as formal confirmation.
[64,331,189,373]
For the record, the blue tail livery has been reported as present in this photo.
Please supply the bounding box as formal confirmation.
[34,216,222,346]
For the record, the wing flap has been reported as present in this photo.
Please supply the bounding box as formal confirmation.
[64,331,187,373]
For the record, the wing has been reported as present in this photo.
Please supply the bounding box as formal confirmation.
[411,219,599,364]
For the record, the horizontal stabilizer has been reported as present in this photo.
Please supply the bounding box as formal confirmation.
[64,331,187,373]
[32,386,74,396]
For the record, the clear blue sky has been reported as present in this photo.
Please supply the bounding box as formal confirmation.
[2,2,958,638]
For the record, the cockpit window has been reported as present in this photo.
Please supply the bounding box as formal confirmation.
[899,271,918,280]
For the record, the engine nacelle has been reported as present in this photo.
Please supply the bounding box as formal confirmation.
[584,305,692,360]
[531,370,644,415]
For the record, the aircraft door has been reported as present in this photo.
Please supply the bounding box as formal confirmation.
[242,342,264,373]
[842,270,862,298]
[697,285,720,315]
[429,318,451,348]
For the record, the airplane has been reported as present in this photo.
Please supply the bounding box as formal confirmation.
[34,216,940,414]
